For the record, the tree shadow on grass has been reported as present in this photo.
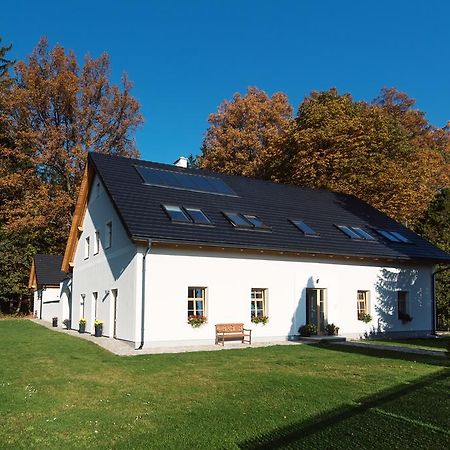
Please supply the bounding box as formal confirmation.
[239,346,449,450]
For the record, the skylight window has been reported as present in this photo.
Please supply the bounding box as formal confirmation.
[223,212,253,228]
[336,225,375,241]
[375,229,411,243]
[223,212,270,231]
[242,214,270,230]
[290,220,318,236]
[352,227,376,241]
[162,205,192,223]
[184,208,212,225]
[162,205,213,225]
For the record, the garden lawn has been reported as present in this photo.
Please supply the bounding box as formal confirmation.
[0,320,449,449]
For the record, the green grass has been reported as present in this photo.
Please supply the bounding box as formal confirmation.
[355,336,450,352]
[0,320,449,449]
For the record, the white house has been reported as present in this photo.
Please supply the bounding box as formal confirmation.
[29,254,71,327]
[60,153,450,348]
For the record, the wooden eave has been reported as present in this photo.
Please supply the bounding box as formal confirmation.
[132,237,445,266]
[61,163,94,272]
[28,259,37,289]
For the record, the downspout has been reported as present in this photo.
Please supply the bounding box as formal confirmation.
[431,266,450,335]
[38,286,44,319]
[137,239,152,350]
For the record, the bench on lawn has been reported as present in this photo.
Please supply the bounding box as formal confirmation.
[215,323,252,346]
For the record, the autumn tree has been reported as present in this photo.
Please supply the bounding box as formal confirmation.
[200,87,449,225]
[283,88,449,224]
[0,37,143,311]
[199,87,293,178]
[416,189,450,330]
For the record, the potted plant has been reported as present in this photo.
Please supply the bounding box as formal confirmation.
[62,319,71,330]
[299,324,317,337]
[94,320,103,337]
[187,315,207,328]
[325,323,339,336]
[358,313,372,324]
[79,318,86,333]
[251,315,269,325]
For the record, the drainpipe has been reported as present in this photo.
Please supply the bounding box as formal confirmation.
[431,266,450,335]
[137,240,152,350]
[38,287,43,319]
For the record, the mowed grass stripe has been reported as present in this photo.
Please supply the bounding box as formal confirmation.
[0,320,448,449]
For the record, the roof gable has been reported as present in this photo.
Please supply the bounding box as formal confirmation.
[29,254,66,288]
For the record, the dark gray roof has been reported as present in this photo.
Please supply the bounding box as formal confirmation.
[34,255,66,286]
[89,152,450,264]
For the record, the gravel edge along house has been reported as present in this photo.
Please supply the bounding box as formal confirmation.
[32,152,450,348]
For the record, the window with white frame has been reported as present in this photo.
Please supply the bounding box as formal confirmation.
[251,288,267,318]
[357,290,370,320]
[84,236,90,259]
[397,291,408,318]
[94,231,100,255]
[187,287,206,317]
[105,221,112,249]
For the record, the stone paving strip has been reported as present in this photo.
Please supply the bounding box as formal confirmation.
[31,319,302,356]
[330,340,447,358]
[31,319,448,357]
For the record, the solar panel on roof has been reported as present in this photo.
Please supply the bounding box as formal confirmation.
[135,166,237,196]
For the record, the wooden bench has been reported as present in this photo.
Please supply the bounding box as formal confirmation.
[215,323,252,346]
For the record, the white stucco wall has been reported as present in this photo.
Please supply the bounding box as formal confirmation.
[34,287,62,325]
[142,246,433,346]
[71,174,139,340]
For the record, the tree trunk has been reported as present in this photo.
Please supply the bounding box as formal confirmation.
[15,294,23,315]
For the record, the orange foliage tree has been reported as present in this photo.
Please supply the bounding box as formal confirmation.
[200,87,449,226]
[0,38,143,310]
[199,87,293,178]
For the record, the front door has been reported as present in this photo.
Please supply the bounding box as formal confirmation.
[306,288,327,333]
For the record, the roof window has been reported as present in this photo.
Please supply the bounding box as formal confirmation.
[375,229,410,243]
[163,205,192,223]
[290,220,318,236]
[223,212,270,230]
[336,225,375,240]
[162,205,213,225]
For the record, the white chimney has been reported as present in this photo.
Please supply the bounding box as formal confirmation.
[173,156,188,168]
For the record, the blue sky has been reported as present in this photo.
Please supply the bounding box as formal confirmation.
[3,0,450,163]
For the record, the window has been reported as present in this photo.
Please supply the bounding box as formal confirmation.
[290,219,318,236]
[105,222,112,248]
[251,288,267,318]
[337,225,375,240]
[162,205,213,225]
[397,291,408,318]
[223,212,270,230]
[187,287,206,317]
[242,214,270,230]
[184,208,212,225]
[223,212,253,228]
[357,290,370,319]
[94,231,100,255]
[93,292,98,320]
[84,236,90,259]
[375,229,411,243]
[163,205,191,223]
[95,181,101,198]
